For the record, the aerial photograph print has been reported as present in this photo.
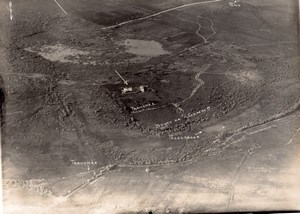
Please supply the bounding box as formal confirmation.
[0,0,300,213]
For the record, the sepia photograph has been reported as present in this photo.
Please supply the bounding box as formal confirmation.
[0,0,299,213]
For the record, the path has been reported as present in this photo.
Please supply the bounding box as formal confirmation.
[182,64,211,103]
[176,13,216,103]
[197,15,216,41]
[121,108,300,169]
[240,40,296,47]
[101,0,223,29]
[195,16,208,44]
[64,164,115,197]
[177,13,216,44]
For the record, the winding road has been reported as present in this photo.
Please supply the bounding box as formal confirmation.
[182,64,210,103]
[176,12,216,103]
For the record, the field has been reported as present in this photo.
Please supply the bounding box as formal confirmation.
[1,0,300,213]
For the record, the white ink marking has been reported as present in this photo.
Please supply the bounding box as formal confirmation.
[115,70,128,85]
[9,1,13,20]
[54,0,67,15]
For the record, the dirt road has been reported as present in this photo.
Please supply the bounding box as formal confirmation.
[101,0,224,29]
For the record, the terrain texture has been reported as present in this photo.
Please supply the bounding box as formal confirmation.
[1,0,300,213]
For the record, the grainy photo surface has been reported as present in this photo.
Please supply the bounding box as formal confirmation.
[0,0,300,213]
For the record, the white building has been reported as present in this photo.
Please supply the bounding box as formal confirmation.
[229,0,241,7]
[121,87,133,94]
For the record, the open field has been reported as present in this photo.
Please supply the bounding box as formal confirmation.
[1,0,300,213]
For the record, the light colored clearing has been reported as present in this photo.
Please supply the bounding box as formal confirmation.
[182,176,229,191]
[122,39,170,57]
[129,55,152,63]
[58,80,77,85]
[0,72,49,79]
[25,44,94,65]
[227,69,262,85]
[204,124,226,133]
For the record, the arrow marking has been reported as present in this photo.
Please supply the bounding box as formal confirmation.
[54,0,67,15]
[115,70,128,85]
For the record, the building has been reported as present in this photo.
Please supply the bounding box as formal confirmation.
[229,0,241,7]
